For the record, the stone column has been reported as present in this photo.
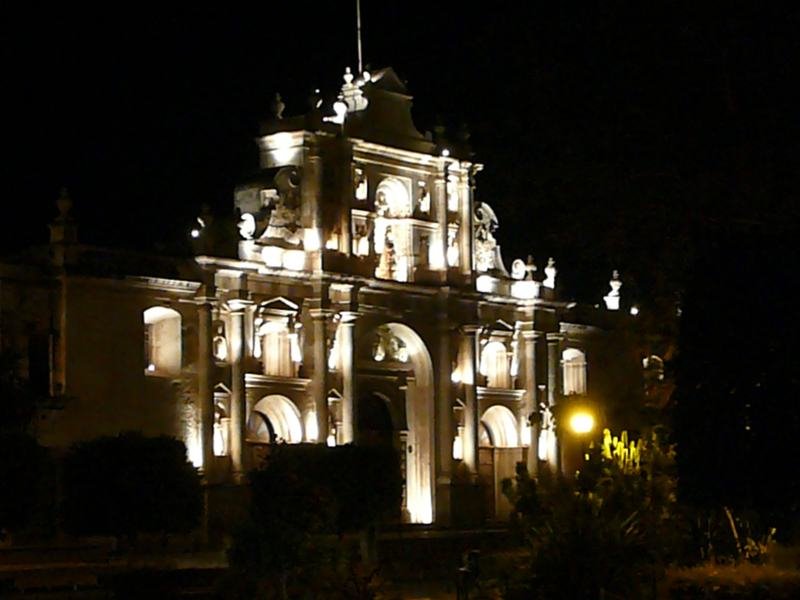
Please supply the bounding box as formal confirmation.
[435,307,454,523]
[339,311,359,443]
[522,330,540,474]
[310,309,333,444]
[547,333,564,472]
[197,300,215,477]
[461,325,481,478]
[228,300,249,482]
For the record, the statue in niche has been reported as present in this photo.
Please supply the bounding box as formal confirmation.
[473,201,500,272]
[375,178,412,218]
[447,228,459,267]
[418,235,430,268]
[418,181,430,213]
[212,323,228,362]
[354,168,367,201]
[259,167,302,246]
[378,225,397,278]
[352,223,370,256]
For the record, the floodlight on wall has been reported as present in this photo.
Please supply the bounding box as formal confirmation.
[452,427,464,460]
[305,411,319,443]
[303,228,321,251]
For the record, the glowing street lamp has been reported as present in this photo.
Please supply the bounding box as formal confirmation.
[569,410,595,435]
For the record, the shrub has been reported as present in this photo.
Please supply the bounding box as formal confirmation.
[61,432,202,539]
[225,443,402,599]
[503,430,686,598]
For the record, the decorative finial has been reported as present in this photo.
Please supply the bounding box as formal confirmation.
[543,257,557,289]
[603,270,622,310]
[343,67,354,86]
[525,255,537,280]
[270,93,285,119]
[511,258,526,280]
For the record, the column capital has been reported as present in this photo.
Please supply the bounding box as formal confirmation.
[195,296,217,307]
[339,310,360,324]
[521,330,542,341]
[309,308,336,320]
[546,332,565,343]
[460,323,482,336]
[226,298,253,313]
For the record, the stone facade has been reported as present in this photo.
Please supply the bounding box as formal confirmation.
[0,68,659,525]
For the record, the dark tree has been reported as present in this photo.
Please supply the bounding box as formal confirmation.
[0,351,54,539]
[0,432,51,539]
[674,232,800,539]
[61,432,202,540]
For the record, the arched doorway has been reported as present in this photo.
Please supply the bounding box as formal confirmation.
[358,322,434,524]
[358,393,394,447]
[479,404,523,520]
[247,394,303,444]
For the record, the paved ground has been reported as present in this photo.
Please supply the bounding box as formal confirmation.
[0,528,511,597]
[386,581,457,599]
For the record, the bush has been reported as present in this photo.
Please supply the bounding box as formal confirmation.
[61,432,202,539]
[502,431,686,598]
[225,443,402,599]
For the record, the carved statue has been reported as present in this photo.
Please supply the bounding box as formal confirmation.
[258,168,302,246]
[377,226,397,278]
[474,202,500,272]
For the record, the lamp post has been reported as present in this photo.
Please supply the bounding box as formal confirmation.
[556,401,598,476]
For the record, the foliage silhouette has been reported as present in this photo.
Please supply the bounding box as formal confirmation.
[61,432,202,539]
[225,443,401,599]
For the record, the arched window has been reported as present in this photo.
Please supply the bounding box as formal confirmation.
[247,395,303,444]
[480,341,510,388]
[143,306,181,376]
[562,348,587,395]
[480,405,519,447]
[375,177,412,218]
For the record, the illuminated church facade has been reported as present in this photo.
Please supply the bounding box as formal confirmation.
[0,68,656,524]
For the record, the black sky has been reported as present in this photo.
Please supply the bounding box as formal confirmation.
[4,3,799,304]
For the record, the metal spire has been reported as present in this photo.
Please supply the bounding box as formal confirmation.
[356,0,363,74]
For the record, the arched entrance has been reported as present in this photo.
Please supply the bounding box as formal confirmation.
[358,322,434,524]
[247,394,303,444]
[358,392,395,447]
[479,404,523,520]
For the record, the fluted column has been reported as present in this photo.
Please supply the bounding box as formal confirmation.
[461,325,481,478]
[339,311,359,443]
[310,309,333,444]
[228,300,250,482]
[197,300,215,477]
[522,330,540,474]
[547,333,564,472]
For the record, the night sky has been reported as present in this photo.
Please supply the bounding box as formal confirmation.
[5,4,799,304]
